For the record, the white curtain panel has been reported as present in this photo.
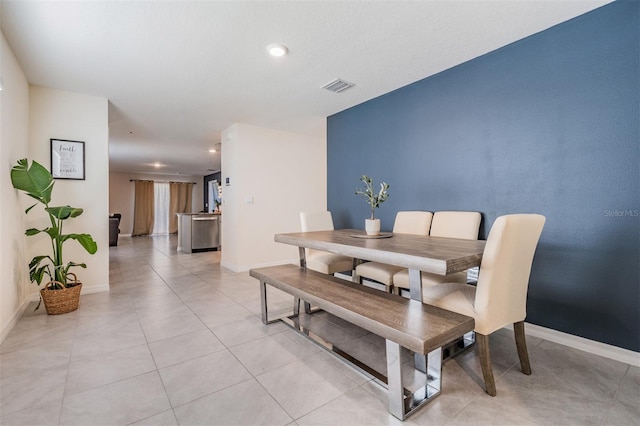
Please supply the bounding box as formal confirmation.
[152,182,170,235]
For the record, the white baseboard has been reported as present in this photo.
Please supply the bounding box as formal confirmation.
[0,297,32,344]
[519,322,639,367]
[81,283,110,295]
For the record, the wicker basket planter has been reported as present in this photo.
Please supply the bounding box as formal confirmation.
[40,281,82,315]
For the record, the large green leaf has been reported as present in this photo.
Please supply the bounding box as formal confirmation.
[46,205,83,220]
[28,255,53,284]
[25,228,44,236]
[44,227,59,239]
[62,262,87,277]
[62,233,98,254]
[10,159,54,205]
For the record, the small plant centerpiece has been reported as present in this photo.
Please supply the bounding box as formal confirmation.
[10,158,98,314]
[355,174,390,235]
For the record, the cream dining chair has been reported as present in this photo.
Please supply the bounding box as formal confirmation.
[422,214,546,396]
[354,211,433,292]
[299,211,354,275]
[393,211,481,293]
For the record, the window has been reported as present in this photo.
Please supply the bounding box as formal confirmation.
[152,182,170,234]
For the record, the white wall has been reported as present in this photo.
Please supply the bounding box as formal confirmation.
[109,171,203,235]
[0,32,30,342]
[221,123,327,271]
[29,86,110,296]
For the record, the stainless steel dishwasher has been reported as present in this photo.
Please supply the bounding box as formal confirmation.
[191,214,220,251]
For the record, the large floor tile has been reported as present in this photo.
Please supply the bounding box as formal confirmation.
[0,400,62,426]
[65,344,156,396]
[256,353,360,419]
[140,311,207,343]
[0,365,68,416]
[74,311,140,337]
[297,385,411,426]
[159,349,252,407]
[210,315,289,348]
[173,378,292,426]
[193,302,255,328]
[129,409,178,426]
[230,332,321,376]
[445,396,537,425]
[0,342,71,381]
[529,339,630,401]
[59,371,171,426]
[0,315,76,354]
[148,329,225,368]
[482,364,612,425]
[71,320,147,358]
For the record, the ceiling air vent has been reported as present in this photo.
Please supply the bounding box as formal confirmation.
[321,78,355,93]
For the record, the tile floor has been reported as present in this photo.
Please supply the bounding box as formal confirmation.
[0,235,638,426]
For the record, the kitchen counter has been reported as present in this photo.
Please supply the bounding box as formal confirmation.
[177,213,221,253]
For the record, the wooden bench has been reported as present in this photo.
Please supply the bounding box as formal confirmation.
[249,264,475,420]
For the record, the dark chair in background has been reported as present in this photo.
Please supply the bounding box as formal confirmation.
[109,213,122,246]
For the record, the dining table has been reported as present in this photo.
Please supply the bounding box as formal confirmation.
[270,228,487,417]
[275,228,486,303]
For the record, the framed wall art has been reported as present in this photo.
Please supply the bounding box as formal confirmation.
[50,139,85,180]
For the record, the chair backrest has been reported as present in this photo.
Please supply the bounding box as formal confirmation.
[430,211,481,240]
[300,211,335,232]
[474,214,546,334]
[392,211,433,235]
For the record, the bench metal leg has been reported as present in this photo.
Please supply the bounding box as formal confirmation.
[386,340,405,420]
[386,339,443,420]
[426,347,442,394]
[414,353,427,373]
[260,281,281,325]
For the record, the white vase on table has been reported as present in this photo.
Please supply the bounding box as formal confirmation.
[365,219,381,236]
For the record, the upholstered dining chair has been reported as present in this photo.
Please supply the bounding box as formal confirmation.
[393,211,481,293]
[422,214,546,396]
[354,211,433,292]
[299,211,354,275]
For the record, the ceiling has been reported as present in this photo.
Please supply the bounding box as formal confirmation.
[1,0,611,176]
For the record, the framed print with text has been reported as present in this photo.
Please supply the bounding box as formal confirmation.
[50,139,85,180]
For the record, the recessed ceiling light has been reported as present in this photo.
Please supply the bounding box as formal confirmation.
[266,43,288,57]
[209,149,216,153]
[153,162,162,168]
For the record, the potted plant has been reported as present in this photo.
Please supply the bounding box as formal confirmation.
[10,158,98,314]
[355,174,390,235]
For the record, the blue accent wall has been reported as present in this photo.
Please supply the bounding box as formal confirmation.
[327,1,639,351]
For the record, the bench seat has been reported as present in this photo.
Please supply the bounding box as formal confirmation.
[249,264,475,420]
[250,264,473,355]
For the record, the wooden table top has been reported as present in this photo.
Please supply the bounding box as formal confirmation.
[275,229,486,275]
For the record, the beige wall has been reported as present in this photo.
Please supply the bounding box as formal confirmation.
[0,32,30,342]
[221,123,327,272]
[1,37,110,343]
[109,172,203,235]
[28,86,110,296]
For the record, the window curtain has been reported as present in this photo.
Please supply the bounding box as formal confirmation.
[169,182,193,234]
[132,180,155,236]
[152,182,170,235]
